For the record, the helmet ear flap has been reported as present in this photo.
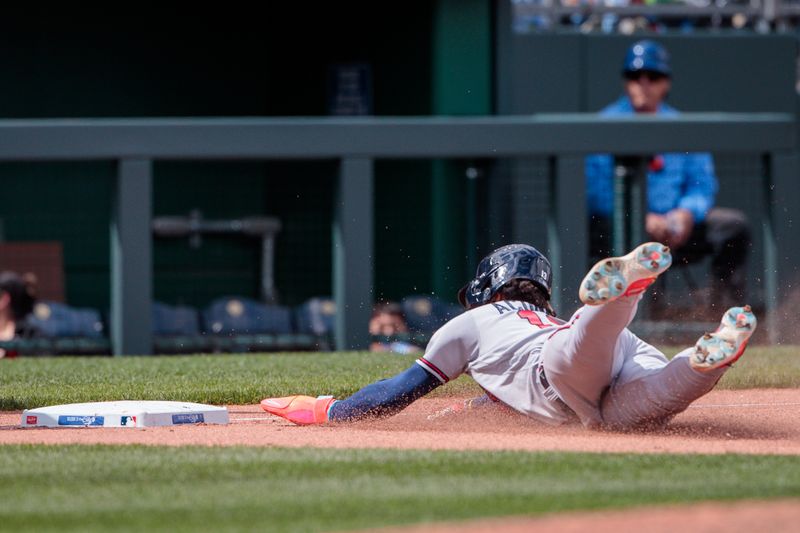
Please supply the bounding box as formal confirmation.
[459,276,490,309]
[468,278,487,307]
[480,287,492,304]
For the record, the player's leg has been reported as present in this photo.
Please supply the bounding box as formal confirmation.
[600,305,757,428]
[541,242,672,427]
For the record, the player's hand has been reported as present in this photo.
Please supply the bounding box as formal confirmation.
[426,394,495,421]
[426,402,467,420]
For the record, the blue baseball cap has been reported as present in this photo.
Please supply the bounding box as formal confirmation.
[622,40,671,77]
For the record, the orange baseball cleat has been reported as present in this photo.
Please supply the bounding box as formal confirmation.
[260,395,336,425]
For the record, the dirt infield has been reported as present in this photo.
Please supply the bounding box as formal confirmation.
[2,388,798,532]
[1,388,798,453]
[367,500,800,533]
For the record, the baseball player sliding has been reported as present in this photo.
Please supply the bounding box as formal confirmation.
[262,242,756,429]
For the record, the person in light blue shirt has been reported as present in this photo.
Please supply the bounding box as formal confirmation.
[585,40,750,307]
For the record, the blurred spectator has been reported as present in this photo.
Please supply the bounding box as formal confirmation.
[368,302,421,355]
[585,40,751,308]
[0,271,40,357]
[512,1,768,34]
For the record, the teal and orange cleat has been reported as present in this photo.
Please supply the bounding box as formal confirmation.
[691,305,757,372]
[579,242,672,306]
[260,395,337,425]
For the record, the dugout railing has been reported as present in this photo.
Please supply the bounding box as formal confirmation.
[0,113,793,354]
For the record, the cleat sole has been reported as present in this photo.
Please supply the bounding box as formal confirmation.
[691,305,757,371]
[579,242,672,306]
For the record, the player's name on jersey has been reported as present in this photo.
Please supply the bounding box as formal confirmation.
[490,301,546,314]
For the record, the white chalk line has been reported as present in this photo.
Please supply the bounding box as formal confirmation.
[689,402,800,409]
[229,416,274,423]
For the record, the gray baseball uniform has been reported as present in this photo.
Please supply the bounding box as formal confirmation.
[417,295,726,428]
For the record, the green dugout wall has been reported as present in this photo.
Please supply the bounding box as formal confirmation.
[494,4,799,310]
[0,5,493,310]
[0,4,795,317]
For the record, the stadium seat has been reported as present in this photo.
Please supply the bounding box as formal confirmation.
[203,296,292,335]
[152,302,211,354]
[152,301,201,336]
[202,296,315,352]
[293,297,336,350]
[401,294,462,343]
[28,301,105,338]
[18,301,110,355]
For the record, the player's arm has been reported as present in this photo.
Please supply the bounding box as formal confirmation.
[260,313,477,425]
[332,312,477,422]
[260,365,442,425]
[328,364,441,421]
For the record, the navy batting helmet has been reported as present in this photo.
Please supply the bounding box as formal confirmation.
[622,40,671,77]
[457,244,552,309]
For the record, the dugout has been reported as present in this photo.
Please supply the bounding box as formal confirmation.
[0,3,795,352]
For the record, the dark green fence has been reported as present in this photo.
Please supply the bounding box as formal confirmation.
[0,113,793,353]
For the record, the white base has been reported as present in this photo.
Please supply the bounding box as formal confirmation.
[21,401,229,428]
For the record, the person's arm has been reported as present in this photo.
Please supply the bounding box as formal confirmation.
[585,154,615,218]
[663,208,694,248]
[678,153,718,223]
[328,364,442,422]
[584,99,630,219]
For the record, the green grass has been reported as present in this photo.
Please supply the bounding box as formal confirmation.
[0,445,797,533]
[0,346,797,410]
[0,349,798,532]
[710,345,800,389]
[0,352,418,410]
[656,344,800,389]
